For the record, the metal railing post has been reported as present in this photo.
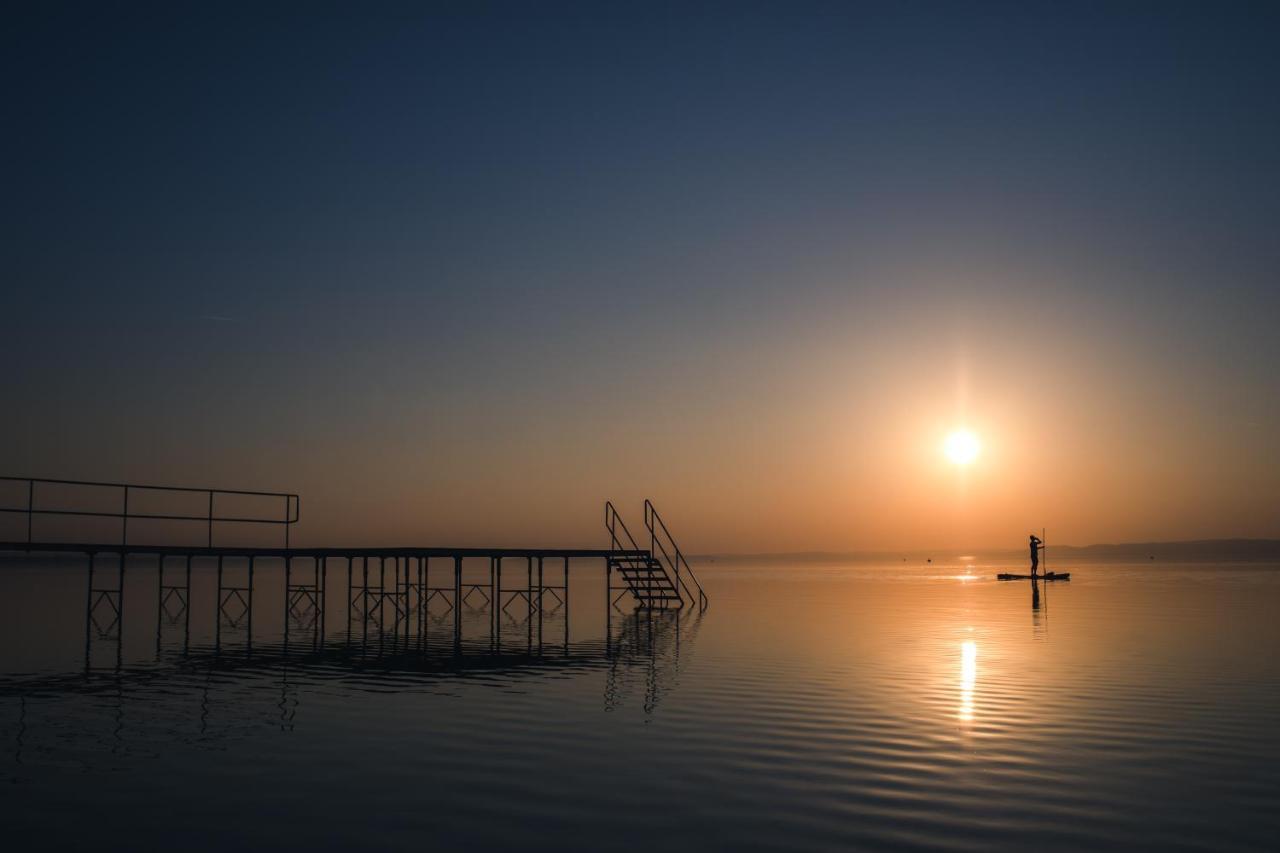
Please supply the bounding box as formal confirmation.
[121,486,129,546]
[27,479,34,545]
[207,490,214,547]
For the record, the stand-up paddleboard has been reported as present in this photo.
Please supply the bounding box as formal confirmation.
[999,529,1070,580]
[996,571,1070,581]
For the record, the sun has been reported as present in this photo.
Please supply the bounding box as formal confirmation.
[944,429,980,465]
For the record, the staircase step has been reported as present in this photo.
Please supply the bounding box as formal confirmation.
[607,546,681,603]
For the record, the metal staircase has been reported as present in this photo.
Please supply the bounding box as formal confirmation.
[609,552,683,607]
[605,501,708,611]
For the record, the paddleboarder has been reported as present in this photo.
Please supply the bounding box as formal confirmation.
[1029,533,1044,576]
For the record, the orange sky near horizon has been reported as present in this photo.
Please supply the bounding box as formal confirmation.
[14,283,1272,555]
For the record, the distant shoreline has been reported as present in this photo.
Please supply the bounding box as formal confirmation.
[3,538,1278,566]
[694,539,1280,563]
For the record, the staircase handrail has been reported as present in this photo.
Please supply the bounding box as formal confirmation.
[643,499,708,611]
[603,500,645,553]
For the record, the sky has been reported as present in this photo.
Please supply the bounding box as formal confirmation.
[3,2,1279,552]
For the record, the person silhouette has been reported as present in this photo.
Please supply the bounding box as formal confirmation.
[1029,534,1044,576]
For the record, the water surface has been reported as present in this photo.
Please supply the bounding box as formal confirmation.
[2,555,1277,850]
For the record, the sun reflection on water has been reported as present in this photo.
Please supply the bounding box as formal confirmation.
[959,640,977,722]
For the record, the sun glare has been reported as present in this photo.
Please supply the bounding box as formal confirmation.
[944,429,980,465]
[959,640,977,722]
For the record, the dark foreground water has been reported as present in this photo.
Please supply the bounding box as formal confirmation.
[1,555,1278,851]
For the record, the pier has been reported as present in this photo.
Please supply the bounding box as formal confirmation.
[0,477,708,666]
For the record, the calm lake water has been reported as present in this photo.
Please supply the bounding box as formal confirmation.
[2,555,1277,851]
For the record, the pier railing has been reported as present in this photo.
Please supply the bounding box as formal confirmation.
[0,476,299,548]
[644,499,708,611]
[604,500,645,554]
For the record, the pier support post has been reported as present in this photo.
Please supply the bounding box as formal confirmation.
[526,555,534,648]
[346,556,353,641]
[453,555,462,651]
[154,554,191,659]
[418,557,426,649]
[247,555,254,653]
[155,554,164,659]
[494,557,502,653]
[215,555,223,649]
[373,555,384,627]
[185,555,192,653]
[84,552,94,670]
[284,555,292,652]
[318,555,326,647]
[394,557,403,635]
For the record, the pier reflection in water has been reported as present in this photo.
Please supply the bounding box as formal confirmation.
[10,555,699,767]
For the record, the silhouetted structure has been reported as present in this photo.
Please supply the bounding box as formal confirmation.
[1,477,708,621]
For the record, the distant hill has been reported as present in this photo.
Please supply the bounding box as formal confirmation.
[1053,539,1280,562]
